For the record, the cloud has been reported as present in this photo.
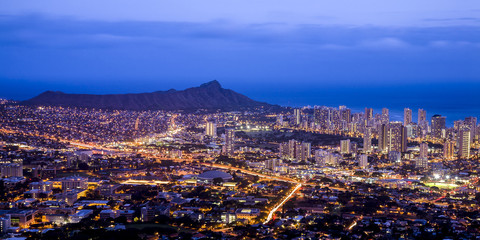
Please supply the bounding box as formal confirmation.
[429,40,480,48]
[0,14,479,95]
[359,37,410,49]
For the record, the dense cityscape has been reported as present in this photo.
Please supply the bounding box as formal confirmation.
[0,98,479,240]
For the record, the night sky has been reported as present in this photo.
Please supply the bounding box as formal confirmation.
[1,0,479,119]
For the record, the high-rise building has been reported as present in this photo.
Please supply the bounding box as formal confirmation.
[365,108,373,125]
[419,142,428,159]
[340,139,351,154]
[363,127,372,153]
[359,155,368,169]
[0,163,23,178]
[404,108,412,125]
[443,140,455,160]
[387,122,407,152]
[332,109,342,130]
[464,117,477,143]
[205,121,217,137]
[298,142,311,161]
[457,128,471,159]
[341,108,352,124]
[224,129,235,156]
[416,157,428,169]
[288,139,298,159]
[405,123,417,138]
[280,140,310,161]
[265,159,282,170]
[381,108,390,124]
[418,109,426,123]
[431,115,446,139]
[377,124,388,152]
[294,109,301,125]
[314,150,326,167]
[314,107,331,129]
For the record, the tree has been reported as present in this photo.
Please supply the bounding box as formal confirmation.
[213,177,224,186]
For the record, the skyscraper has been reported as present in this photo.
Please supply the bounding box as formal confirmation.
[296,142,311,161]
[443,140,455,160]
[457,128,471,159]
[332,109,342,130]
[431,115,446,139]
[381,108,389,124]
[419,142,428,159]
[224,129,235,156]
[294,109,301,125]
[404,108,412,125]
[341,108,352,124]
[365,108,373,125]
[280,140,311,161]
[377,124,388,152]
[464,116,477,143]
[205,121,217,137]
[363,127,372,153]
[340,139,351,154]
[359,154,368,169]
[387,122,407,152]
[314,106,331,129]
[418,109,426,123]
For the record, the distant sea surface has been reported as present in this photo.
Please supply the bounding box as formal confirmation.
[248,82,480,126]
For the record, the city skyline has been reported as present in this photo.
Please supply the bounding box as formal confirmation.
[1,2,480,238]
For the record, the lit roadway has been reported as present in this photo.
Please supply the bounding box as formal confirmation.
[264,183,302,224]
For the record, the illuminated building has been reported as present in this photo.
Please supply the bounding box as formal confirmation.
[359,154,368,168]
[388,151,401,163]
[377,124,388,152]
[265,159,282,170]
[443,140,455,160]
[235,208,260,221]
[418,109,426,123]
[431,115,446,139]
[314,106,331,129]
[341,108,352,124]
[416,157,428,169]
[404,108,412,125]
[457,128,471,159]
[381,108,389,124]
[205,121,217,137]
[280,140,310,161]
[0,163,22,177]
[340,139,351,154]
[387,122,407,152]
[61,176,88,191]
[363,127,372,153]
[464,116,477,143]
[224,128,235,156]
[296,142,311,161]
[417,109,428,138]
[364,108,373,125]
[0,215,10,233]
[294,108,301,125]
[419,142,428,159]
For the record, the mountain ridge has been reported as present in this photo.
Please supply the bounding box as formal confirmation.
[22,80,273,111]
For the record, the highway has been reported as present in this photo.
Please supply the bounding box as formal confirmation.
[264,183,302,224]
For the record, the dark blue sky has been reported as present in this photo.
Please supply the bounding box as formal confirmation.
[1,1,479,122]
